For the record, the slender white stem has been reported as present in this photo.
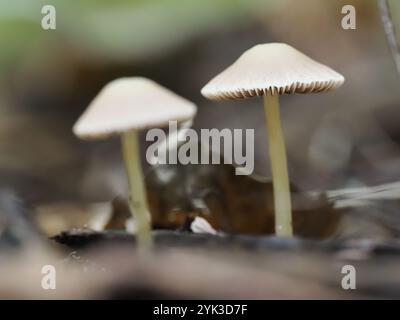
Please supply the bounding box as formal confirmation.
[121,130,153,248]
[264,94,293,236]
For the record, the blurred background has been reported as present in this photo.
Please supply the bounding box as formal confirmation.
[0,0,400,235]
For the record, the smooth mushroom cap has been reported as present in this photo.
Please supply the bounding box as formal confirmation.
[201,43,345,100]
[73,77,197,139]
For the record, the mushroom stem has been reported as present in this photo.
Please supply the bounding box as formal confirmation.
[121,129,153,248]
[264,94,293,236]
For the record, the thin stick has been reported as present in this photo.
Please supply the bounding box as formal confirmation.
[264,94,293,236]
[121,130,153,248]
[378,0,400,75]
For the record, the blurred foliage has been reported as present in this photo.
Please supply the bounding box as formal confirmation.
[0,0,272,68]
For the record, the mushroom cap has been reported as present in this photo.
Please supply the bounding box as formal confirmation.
[201,43,345,100]
[73,77,197,139]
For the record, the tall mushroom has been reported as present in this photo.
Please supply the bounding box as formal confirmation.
[201,43,344,237]
[73,77,197,248]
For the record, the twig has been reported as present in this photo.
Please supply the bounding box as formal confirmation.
[304,181,400,208]
[378,0,400,75]
[325,181,400,208]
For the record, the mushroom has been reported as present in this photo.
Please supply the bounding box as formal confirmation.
[73,77,197,248]
[201,43,344,237]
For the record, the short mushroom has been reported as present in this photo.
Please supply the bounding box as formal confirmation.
[201,43,344,237]
[73,77,197,248]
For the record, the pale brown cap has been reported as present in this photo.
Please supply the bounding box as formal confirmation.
[73,77,197,139]
[201,43,345,100]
